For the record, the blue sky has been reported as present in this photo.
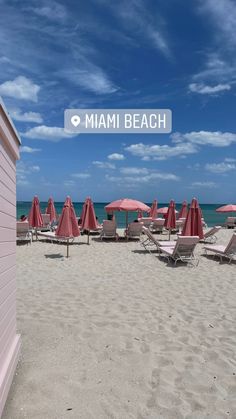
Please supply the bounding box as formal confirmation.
[0,0,236,203]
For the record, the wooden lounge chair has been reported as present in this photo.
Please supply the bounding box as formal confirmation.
[16,221,32,244]
[159,236,199,266]
[125,222,143,240]
[200,226,221,244]
[100,220,119,241]
[204,233,236,263]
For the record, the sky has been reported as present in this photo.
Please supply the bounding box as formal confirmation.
[0,0,236,203]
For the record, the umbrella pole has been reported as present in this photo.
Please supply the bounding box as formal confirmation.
[126,211,128,229]
[87,231,90,245]
[169,229,171,240]
[67,239,69,258]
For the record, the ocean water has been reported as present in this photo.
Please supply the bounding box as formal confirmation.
[17,202,229,228]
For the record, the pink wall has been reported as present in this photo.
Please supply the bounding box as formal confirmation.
[0,100,21,418]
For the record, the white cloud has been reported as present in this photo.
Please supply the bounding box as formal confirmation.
[22,125,77,142]
[92,161,116,169]
[108,153,125,160]
[191,181,217,188]
[61,67,117,95]
[172,131,236,147]
[205,160,236,173]
[125,141,197,160]
[64,180,75,187]
[189,82,231,94]
[71,173,91,179]
[10,108,43,123]
[106,170,179,185]
[31,1,67,21]
[16,161,40,186]
[20,146,41,153]
[0,76,40,102]
[120,167,149,175]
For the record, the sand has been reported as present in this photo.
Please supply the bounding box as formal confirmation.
[2,228,236,419]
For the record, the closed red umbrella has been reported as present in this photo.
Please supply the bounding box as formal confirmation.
[182,198,204,239]
[28,196,43,239]
[105,198,150,227]
[81,197,97,244]
[56,197,80,256]
[178,201,188,219]
[149,199,158,219]
[46,197,57,222]
[164,200,176,239]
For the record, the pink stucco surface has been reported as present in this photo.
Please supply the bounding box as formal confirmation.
[0,100,21,418]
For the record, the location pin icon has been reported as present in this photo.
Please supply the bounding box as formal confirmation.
[71,115,81,127]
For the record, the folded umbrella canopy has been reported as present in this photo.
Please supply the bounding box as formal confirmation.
[105,198,150,228]
[182,197,204,239]
[56,196,80,257]
[149,199,158,219]
[164,200,176,239]
[81,197,98,244]
[178,200,188,219]
[46,197,57,222]
[28,196,43,239]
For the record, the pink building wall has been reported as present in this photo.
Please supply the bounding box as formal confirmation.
[0,99,21,418]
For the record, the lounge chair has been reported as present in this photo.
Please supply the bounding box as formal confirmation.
[204,233,236,263]
[225,217,236,229]
[159,236,199,266]
[40,214,51,231]
[150,218,165,233]
[176,218,186,232]
[37,231,75,243]
[16,221,32,244]
[140,226,176,253]
[125,222,143,240]
[200,226,221,244]
[138,217,153,228]
[100,220,119,241]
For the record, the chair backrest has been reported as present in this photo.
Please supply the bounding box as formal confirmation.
[17,221,29,234]
[204,226,221,239]
[128,222,143,235]
[42,213,51,227]
[102,220,117,236]
[225,234,236,255]
[142,226,159,245]
[226,217,236,224]
[152,219,165,227]
[172,236,199,258]
[139,217,152,227]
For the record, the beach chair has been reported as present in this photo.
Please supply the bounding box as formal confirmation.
[225,217,236,229]
[204,233,236,263]
[16,221,32,244]
[140,226,176,253]
[125,222,143,240]
[159,236,199,266]
[40,214,51,231]
[200,226,221,244]
[37,231,75,243]
[150,218,165,233]
[100,220,119,241]
[138,217,153,228]
[175,218,186,232]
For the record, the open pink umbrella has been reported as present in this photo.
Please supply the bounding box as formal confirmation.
[178,201,188,219]
[28,196,43,239]
[182,197,203,239]
[164,200,176,239]
[105,198,150,227]
[56,197,80,257]
[46,197,57,222]
[149,199,158,219]
[216,204,236,213]
[81,197,98,244]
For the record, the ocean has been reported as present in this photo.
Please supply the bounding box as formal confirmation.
[17,202,228,228]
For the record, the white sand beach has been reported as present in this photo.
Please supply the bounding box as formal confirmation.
[2,229,236,419]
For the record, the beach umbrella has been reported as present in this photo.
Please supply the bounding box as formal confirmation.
[149,199,158,219]
[28,196,43,239]
[46,197,57,222]
[178,200,188,219]
[216,204,236,213]
[182,197,204,239]
[56,197,80,257]
[81,197,97,244]
[105,198,150,228]
[164,200,176,239]
[158,207,178,215]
